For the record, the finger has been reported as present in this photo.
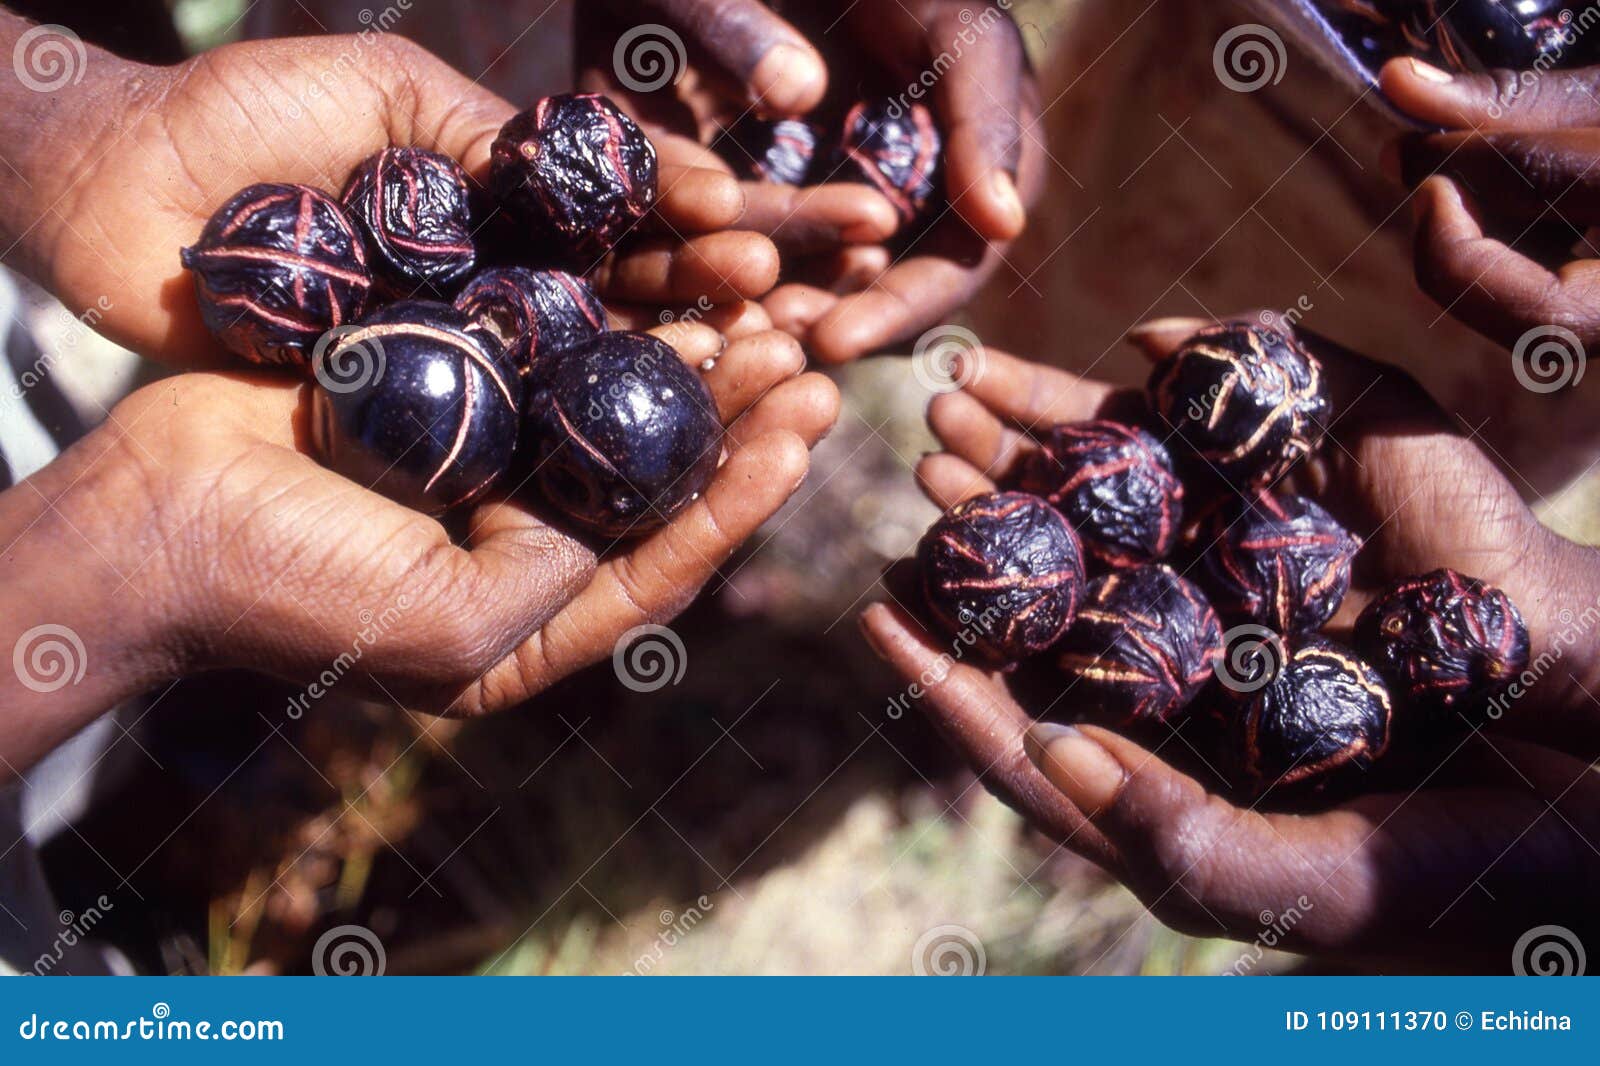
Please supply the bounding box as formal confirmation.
[961,346,1121,427]
[724,371,840,449]
[651,129,735,175]
[792,245,894,294]
[520,430,811,681]
[735,182,901,251]
[1409,175,1596,349]
[931,8,1030,241]
[599,232,781,304]
[651,164,747,232]
[859,601,1117,867]
[647,320,725,368]
[762,283,838,340]
[609,299,773,338]
[700,329,807,422]
[643,0,827,114]
[1400,129,1600,226]
[926,390,1034,478]
[1380,56,1600,131]
[914,452,997,509]
[809,255,983,363]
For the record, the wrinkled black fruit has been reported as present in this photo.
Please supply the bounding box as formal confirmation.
[1016,420,1184,570]
[522,331,721,538]
[1055,565,1223,725]
[310,301,520,515]
[341,147,477,297]
[917,491,1086,667]
[181,182,372,367]
[455,267,606,383]
[833,99,942,224]
[716,116,818,184]
[1199,492,1362,634]
[490,93,657,269]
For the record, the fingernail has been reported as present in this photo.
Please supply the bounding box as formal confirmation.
[751,44,824,112]
[1409,58,1453,85]
[1023,723,1127,816]
[1127,316,1203,341]
[989,171,1026,238]
[857,608,892,662]
[1378,140,1402,185]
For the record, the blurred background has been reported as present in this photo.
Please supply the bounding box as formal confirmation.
[11,0,1598,975]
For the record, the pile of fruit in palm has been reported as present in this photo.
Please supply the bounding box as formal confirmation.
[915,322,1530,802]
[181,93,719,536]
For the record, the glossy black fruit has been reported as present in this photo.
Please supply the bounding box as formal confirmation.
[454,267,606,382]
[716,116,818,185]
[310,301,520,515]
[1148,324,1330,489]
[917,491,1086,667]
[1405,0,1587,71]
[1055,565,1223,725]
[833,99,942,224]
[521,331,720,538]
[340,147,477,296]
[1199,493,1362,634]
[1232,636,1393,795]
[490,93,657,269]
[180,182,372,367]
[1015,420,1184,570]
[1354,568,1531,728]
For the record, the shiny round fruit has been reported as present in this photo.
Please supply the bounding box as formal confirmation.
[1148,324,1330,489]
[1354,568,1531,728]
[716,116,818,185]
[1199,493,1362,634]
[917,491,1086,667]
[833,99,942,224]
[1233,636,1392,796]
[454,267,606,382]
[1407,0,1585,71]
[1055,564,1223,725]
[521,331,720,538]
[490,93,657,269]
[1016,420,1183,570]
[340,147,477,296]
[310,301,520,515]
[180,182,372,367]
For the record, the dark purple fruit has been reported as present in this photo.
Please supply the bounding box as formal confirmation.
[917,491,1086,667]
[1233,636,1392,795]
[1055,565,1223,726]
[716,116,818,185]
[833,99,941,224]
[1148,324,1330,489]
[1015,420,1183,570]
[454,267,606,382]
[521,331,720,538]
[310,301,520,515]
[1354,568,1531,728]
[340,147,477,297]
[180,182,372,368]
[1199,493,1362,634]
[1407,0,1585,71]
[490,93,657,269]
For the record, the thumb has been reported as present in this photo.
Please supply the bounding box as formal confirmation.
[621,0,826,115]
[1380,54,1600,131]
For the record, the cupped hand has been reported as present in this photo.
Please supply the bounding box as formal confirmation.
[575,0,1039,362]
[24,32,777,369]
[2,319,836,776]
[1381,57,1600,350]
[859,318,1600,970]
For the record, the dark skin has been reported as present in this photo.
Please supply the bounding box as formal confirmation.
[860,317,1600,971]
[1384,56,1600,350]
[576,0,1040,362]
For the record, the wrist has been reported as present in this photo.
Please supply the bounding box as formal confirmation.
[1509,529,1600,758]
[0,426,186,778]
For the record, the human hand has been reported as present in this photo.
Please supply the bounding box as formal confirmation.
[0,20,779,369]
[0,320,837,777]
[575,0,1038,362]
[1382,57,1600,352]
[859,319,1600,970]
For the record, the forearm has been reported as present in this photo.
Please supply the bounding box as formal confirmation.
[0,428,181,780]
[0,9,134,290]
